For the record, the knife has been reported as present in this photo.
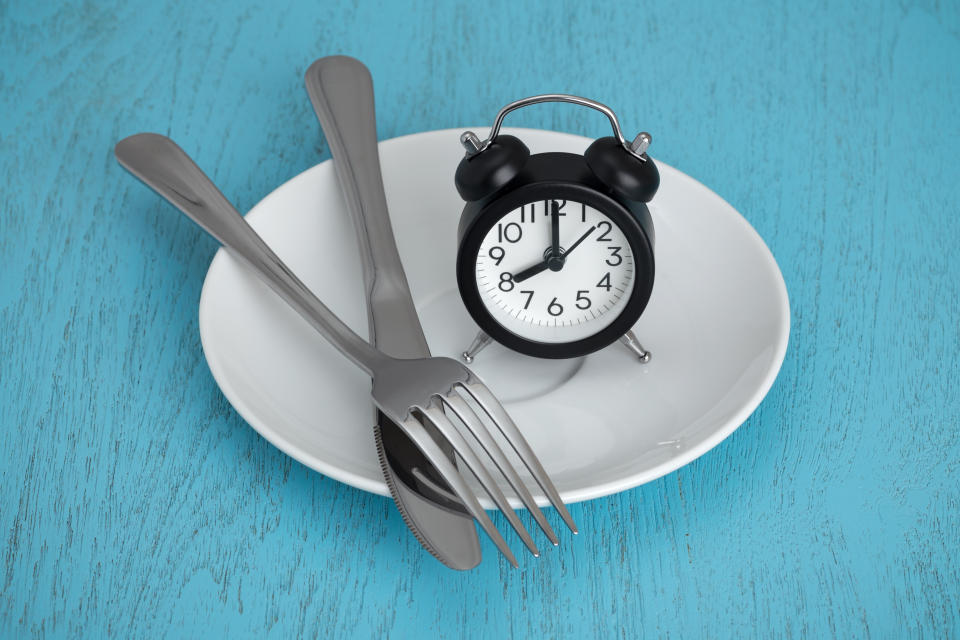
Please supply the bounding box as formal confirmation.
[304,56,482,569]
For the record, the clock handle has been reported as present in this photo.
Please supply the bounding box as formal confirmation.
[304,56,431,360]
[464,94,650,161]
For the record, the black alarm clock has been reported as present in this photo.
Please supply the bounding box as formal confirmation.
[454,94,660,362]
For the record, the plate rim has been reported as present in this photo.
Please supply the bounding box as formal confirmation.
[198,127,791,505]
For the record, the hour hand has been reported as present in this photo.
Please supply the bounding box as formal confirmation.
[512,260,549,283]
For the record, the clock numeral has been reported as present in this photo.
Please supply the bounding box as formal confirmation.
[488,245,505,266]
[498,272,515,291]
[606,246,623,266]
[596,221,613,242]
[597,272,612,291]
[547,297,564,316]
[497,222,523,243]
[581,202,587,223]
[520,204,534,223]
[547,200,567,216]
[576,290,592,309]
[520,290,534,309]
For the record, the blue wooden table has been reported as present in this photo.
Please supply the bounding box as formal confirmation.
[3,1,958,637]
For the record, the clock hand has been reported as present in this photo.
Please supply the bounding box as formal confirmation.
[550,200,560,258]
[513,225,597,283]
[512,260,550,283]
[560,225,596,258]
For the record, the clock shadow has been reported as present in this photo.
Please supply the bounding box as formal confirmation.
[417,288,585,403]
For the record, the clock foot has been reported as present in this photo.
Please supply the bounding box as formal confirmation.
[620,330,651,363]
[461,331,492,364]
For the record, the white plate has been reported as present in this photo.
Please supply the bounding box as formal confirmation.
[198,128,789,505]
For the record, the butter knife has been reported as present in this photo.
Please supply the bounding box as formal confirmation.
[304,56,482,570]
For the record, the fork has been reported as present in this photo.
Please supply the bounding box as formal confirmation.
[114,132,577,566]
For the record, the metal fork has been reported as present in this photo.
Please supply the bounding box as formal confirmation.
[114,132,577,566]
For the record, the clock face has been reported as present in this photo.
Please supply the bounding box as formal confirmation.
[474,199,636,343]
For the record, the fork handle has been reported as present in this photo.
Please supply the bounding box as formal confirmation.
[304,56,431,359]
[114,133,388,376]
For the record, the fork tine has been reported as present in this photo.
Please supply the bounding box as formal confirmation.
[459,380,578,534]
[440,393,560,546]
[396,415,519,568]
[419,404,540,558]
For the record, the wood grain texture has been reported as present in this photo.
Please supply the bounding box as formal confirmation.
[2,0,958,637]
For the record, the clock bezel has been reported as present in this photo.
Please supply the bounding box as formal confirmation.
[456,180,655,359]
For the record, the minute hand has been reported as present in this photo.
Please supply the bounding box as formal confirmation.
[550,200,560,257]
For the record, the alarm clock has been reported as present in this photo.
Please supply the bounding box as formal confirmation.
[454,94,660,362]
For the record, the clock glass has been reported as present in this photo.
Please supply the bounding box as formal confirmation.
[474,199,636,343]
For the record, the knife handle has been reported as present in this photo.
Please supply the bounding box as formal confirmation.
[304,56,430,359]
